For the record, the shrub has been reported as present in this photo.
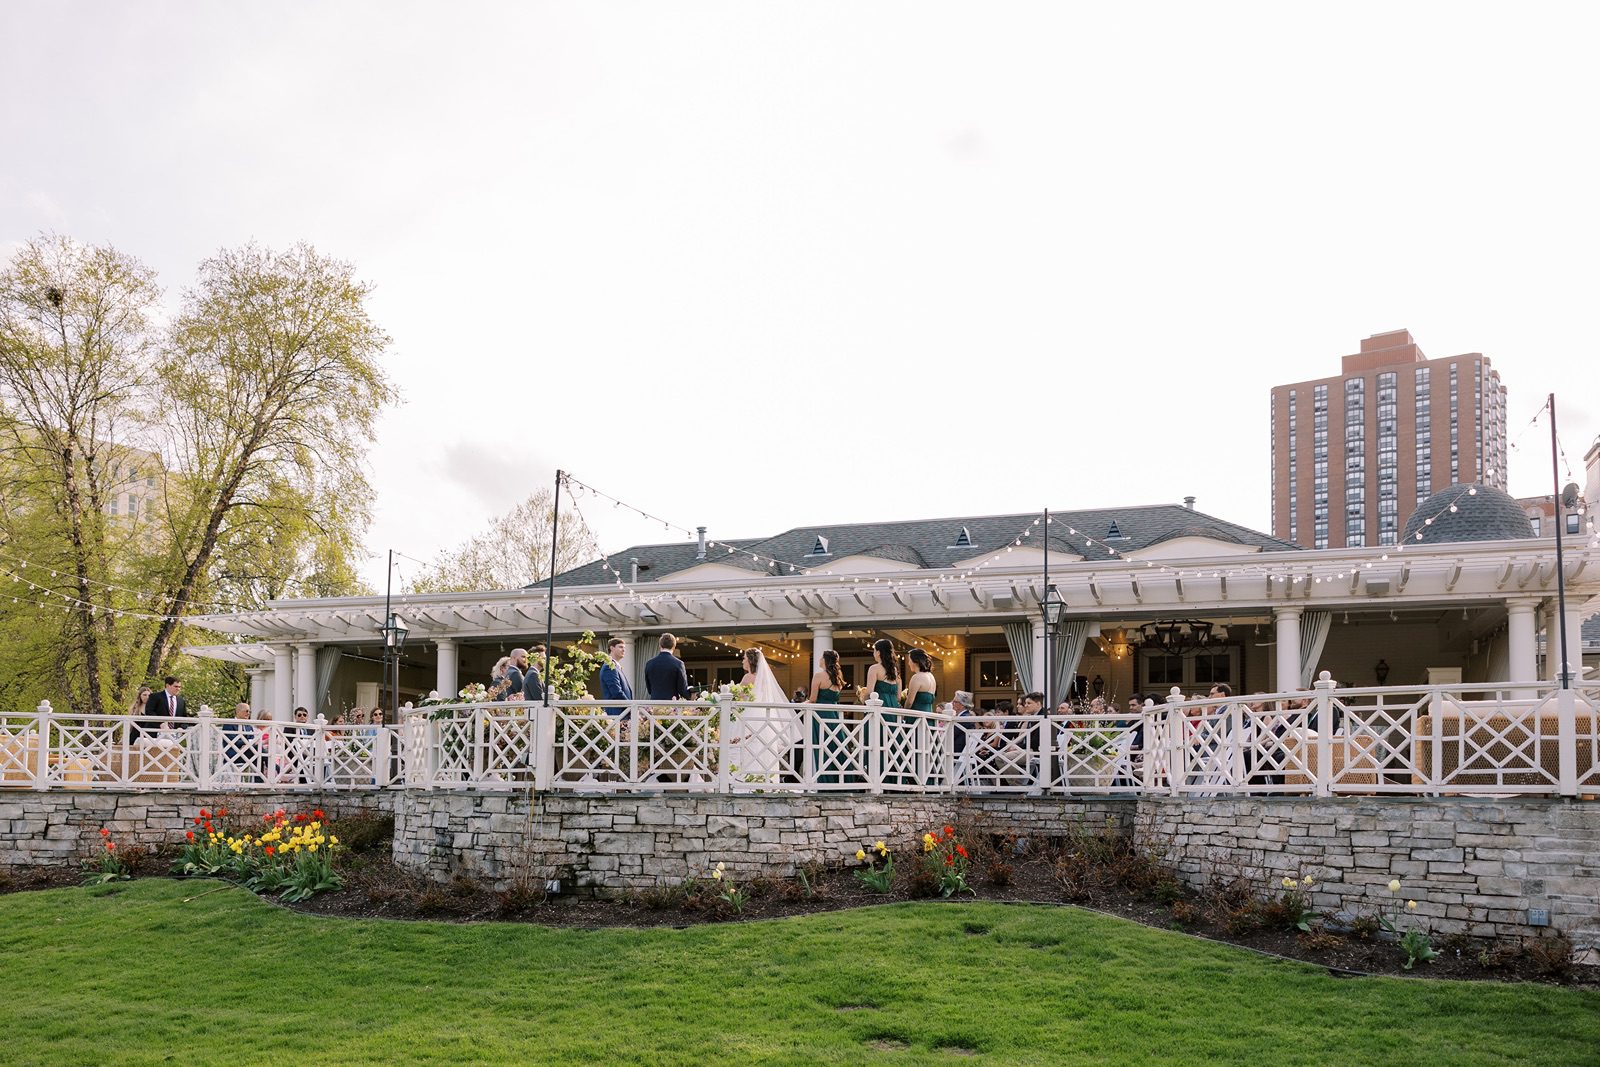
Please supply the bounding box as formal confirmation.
[331,812,394,853]
[1297,929,1346,952]
[1527,933,1576,980]
[1349,914,1382,941]
[496,883,545,915]
[1170,900,1201,926]
[986,861,1013,888]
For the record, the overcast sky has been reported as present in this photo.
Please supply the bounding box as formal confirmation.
[4,2,1597,591]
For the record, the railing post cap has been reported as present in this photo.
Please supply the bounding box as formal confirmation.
[198,704,214,717]
[865,695,884,707]
[1315,671,1337,689]
[314,714,327,725]
[1167,686,1183,703]
[35,699,51,713]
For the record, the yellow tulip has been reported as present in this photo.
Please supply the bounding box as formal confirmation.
[329,836,339,846]
[855,849,867,861]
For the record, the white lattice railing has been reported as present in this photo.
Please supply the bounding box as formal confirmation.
[6,678,1600,797]
[0,703,402,791]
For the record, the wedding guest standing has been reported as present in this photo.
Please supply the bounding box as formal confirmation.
[127,685,153,740]
[863,639,903,784]
[863,639,900,711]
[902,649,937,714]
[644,634,693,701]
[599,638,632,717]
[808,649,846,784]
[524,644,547,703]
[505,649,529,701]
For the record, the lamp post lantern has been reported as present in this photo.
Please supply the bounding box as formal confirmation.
[381,611,409,720]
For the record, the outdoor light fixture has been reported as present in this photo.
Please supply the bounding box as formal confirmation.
[1043,583,1067,630]
[1137,620,1215,656]
[382,612,409,651]
[1375,658,1390,684]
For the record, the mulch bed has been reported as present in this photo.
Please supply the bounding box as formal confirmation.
[8,826,1595,987]
[284,844,1595,987]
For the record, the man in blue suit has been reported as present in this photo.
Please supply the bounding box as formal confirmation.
[599,637,633,719]
[644,633,694,701]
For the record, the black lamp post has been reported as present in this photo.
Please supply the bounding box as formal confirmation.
[1044,583,1067,706]
[382,611,409,720]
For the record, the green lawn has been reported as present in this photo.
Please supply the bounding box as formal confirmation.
[1,881,1596,1066]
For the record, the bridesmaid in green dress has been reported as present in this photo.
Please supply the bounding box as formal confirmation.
[807,649,845,784]
[864,639,903,784]
[903,648,937,715]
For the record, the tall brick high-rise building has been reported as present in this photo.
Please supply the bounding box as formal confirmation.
[1271,330,1507,549]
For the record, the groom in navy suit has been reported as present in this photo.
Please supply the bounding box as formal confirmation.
[599,637,633,718]
[644,633,694,700]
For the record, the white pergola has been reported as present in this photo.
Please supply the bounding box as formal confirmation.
[188,536,1600,718]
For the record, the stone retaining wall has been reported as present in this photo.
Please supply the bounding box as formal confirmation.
[390,792,1131,894]
[5,787,1598,947]
[0,790,394,868]
[1136,796,1600,944]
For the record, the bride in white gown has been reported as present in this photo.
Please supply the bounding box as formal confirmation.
[729,648,802,783]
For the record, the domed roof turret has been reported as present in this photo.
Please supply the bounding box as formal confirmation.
[1399,484,1534,545]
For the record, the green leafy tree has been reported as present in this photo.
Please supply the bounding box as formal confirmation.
[0,235,163,713]
[144,242,395,679]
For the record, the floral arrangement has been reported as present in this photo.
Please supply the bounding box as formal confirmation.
[699,683,755,704]
[921,825,974,898]
[545,632,611,700]
[853,840,893,893]
[173,807,343,902]
[81,827,129,885]
[458,683,490,703]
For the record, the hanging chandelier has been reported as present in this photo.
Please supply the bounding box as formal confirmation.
[1135,619,1216,656]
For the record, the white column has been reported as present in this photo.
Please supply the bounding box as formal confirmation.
[1561,604,1585,686]
[435,637,458,700]
[1031,615,1048,696]
[247,668,268,715]
[294,643,317,715]
[809,624,834,672]
[611,631,638,696]
[1506,598,1539,687]
[1544,603,1561,681]
[271,645,293,722]
[1275,607,1303,692]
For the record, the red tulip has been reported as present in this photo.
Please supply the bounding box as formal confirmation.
[956,845,968,858]
[199,809,209,818]
[944,854,953,866]
[312,809,325,820]
[218,808,227,817]
[294,814,307,823]
[193,817,203,826]
[99,828,110,837]
[186,830,195,841]
[105,841,115,852]
[264,846,275,856]
[943,825,953,836]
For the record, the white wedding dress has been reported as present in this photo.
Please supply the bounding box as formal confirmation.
[729,658,802,784]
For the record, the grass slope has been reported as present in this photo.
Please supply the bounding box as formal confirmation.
[1,880,1596,1066]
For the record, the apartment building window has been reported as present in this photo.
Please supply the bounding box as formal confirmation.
[1312,384,1329,549]
[1376,371,1398,545]
[1531,516,1543,536]
[1569,514,1581,535]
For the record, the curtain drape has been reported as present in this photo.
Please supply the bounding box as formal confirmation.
[1002,621,1034,701]
[314,647,342,715]
[1050,620,1093,706]
[1298,610,1331,689]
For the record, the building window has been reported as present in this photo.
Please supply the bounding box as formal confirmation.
[1568,513,1581,534]
[1531,516,1542,536]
